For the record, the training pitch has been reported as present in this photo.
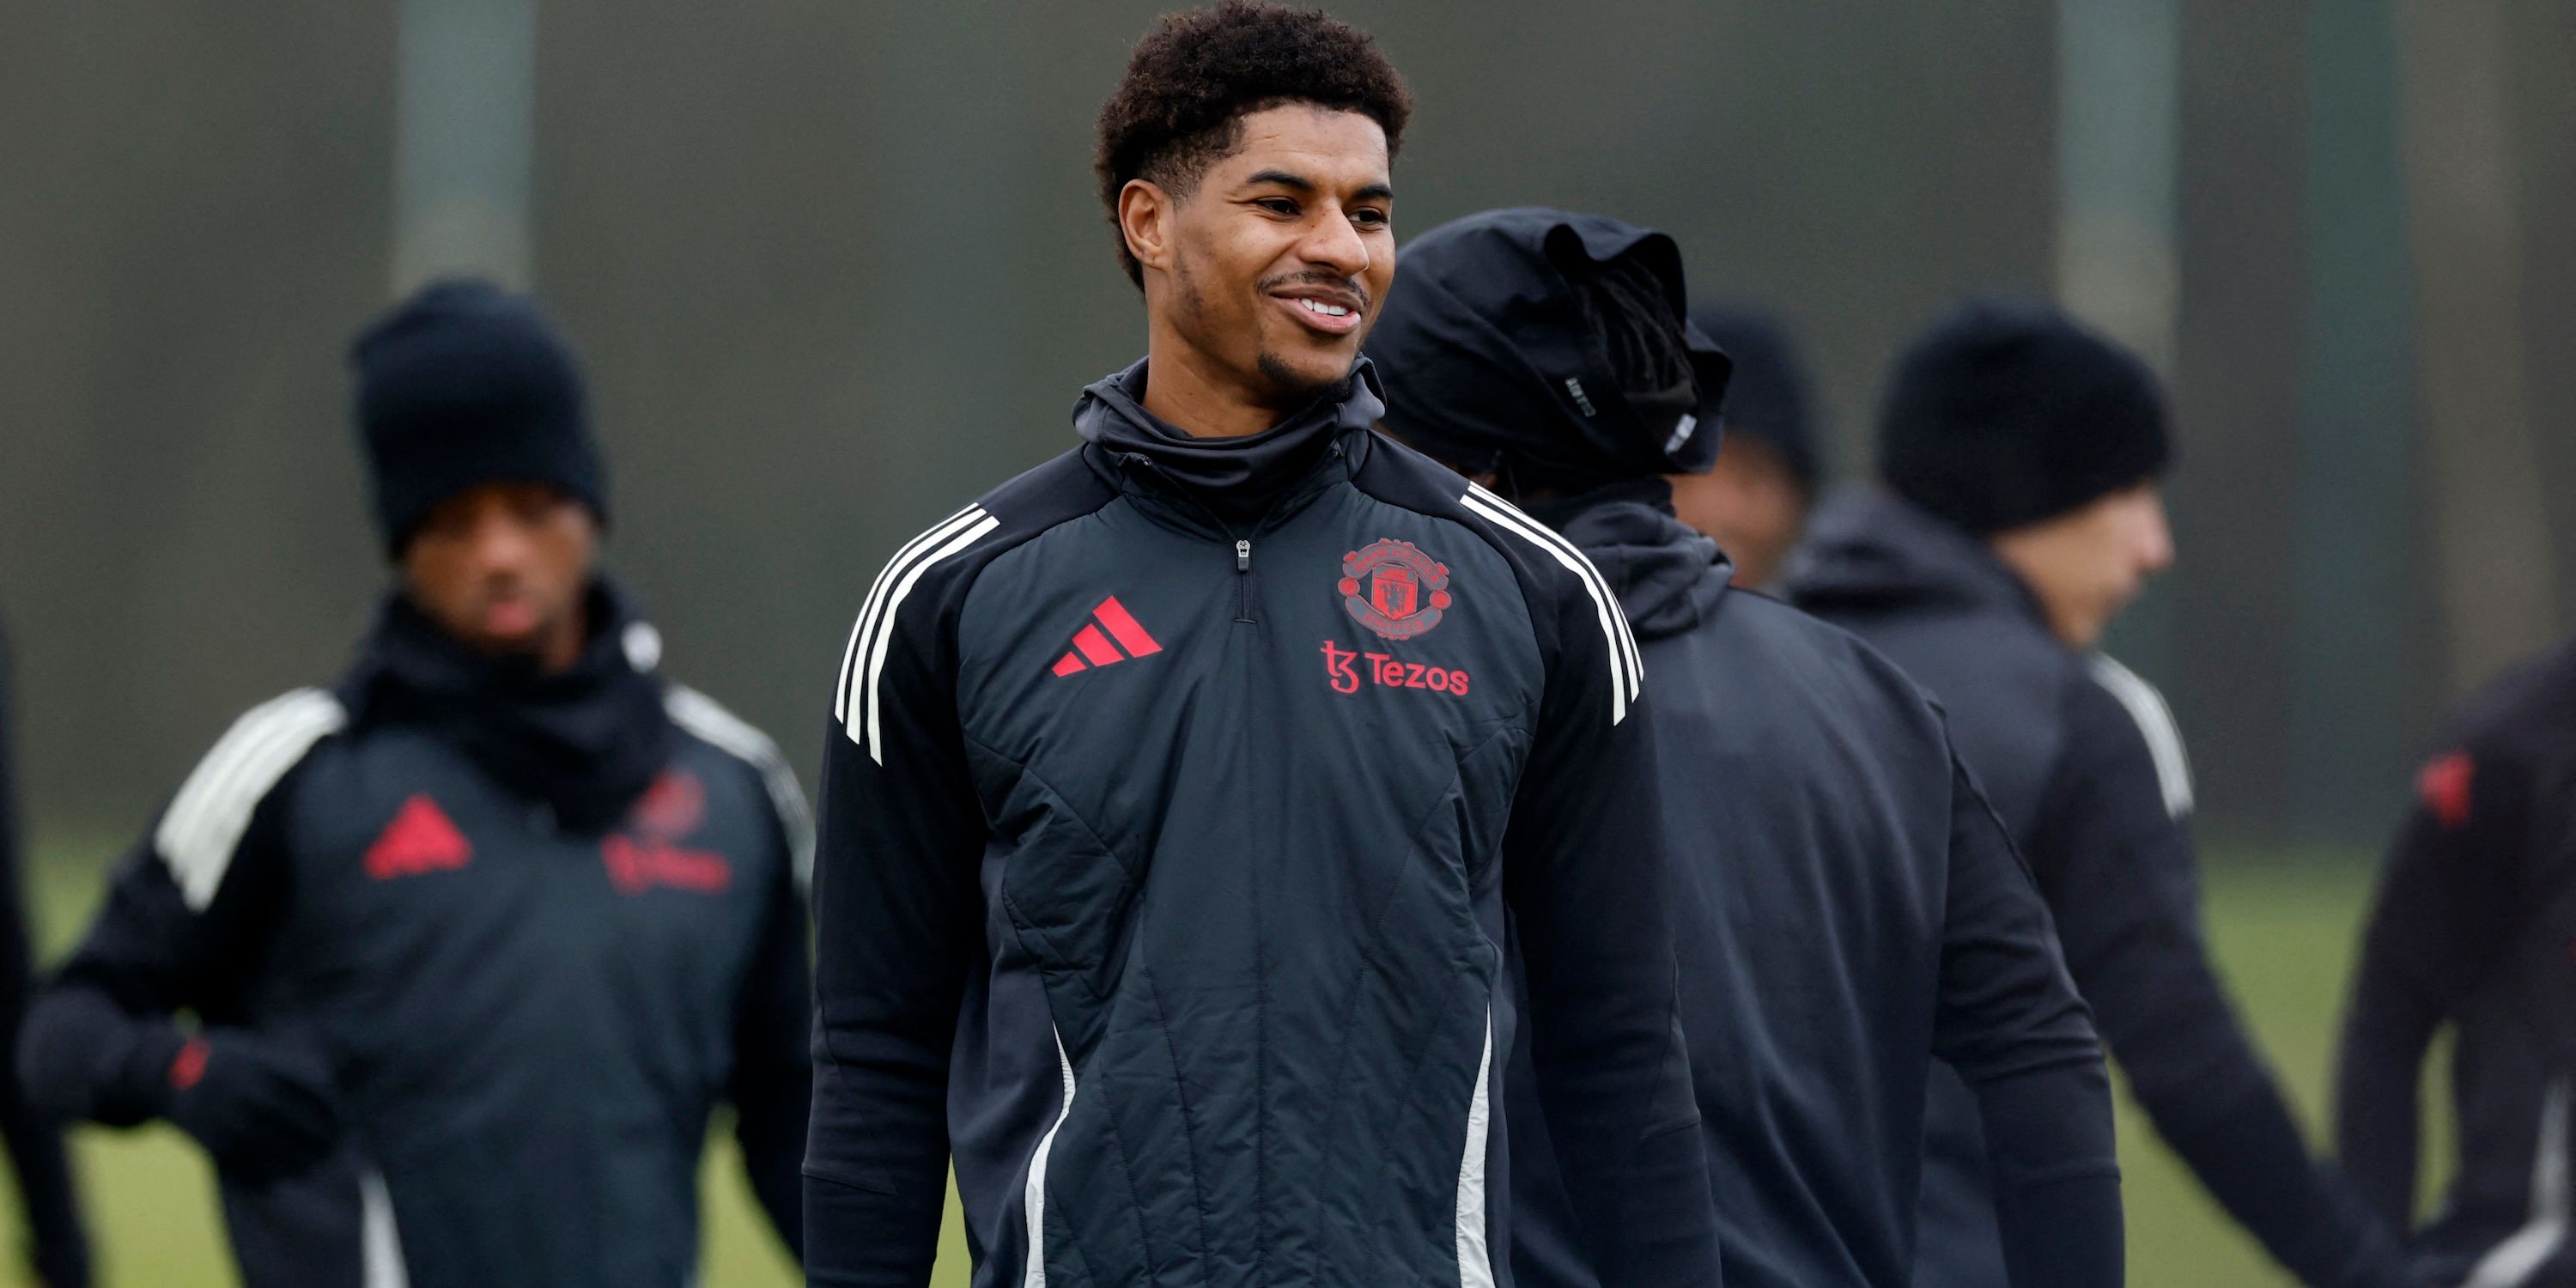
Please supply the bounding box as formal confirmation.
[0,831,2414,1287]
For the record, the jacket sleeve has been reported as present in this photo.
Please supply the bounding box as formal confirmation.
[1931,751,2122,1287]
[19,783,300,1131]
[2030,677,2403,1288]
[0,630,92,1288]
[805,576,987,1288]
[1501,571,1721,1287]
[731,828,815,1263]
[2334,744,2527,1231]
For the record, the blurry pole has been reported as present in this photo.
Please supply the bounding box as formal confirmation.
[2289,0,2415,840]
[2391,0,2559,696]
[2057,0,2182,683]
[391,0,538,292]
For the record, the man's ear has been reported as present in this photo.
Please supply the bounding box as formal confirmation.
[1119,178,1176,277]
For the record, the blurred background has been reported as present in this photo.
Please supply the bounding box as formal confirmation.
[2,0,2570,1283]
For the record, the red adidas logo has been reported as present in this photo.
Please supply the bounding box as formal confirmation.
[1051,596,1163,676]
[365,793,472,879]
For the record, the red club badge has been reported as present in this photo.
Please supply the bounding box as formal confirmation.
[1340,539,1454,641]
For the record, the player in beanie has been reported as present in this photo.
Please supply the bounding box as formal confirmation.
[1371,208,2123,1288]
[1788,298,2423,1288]
[18,279,811,1288]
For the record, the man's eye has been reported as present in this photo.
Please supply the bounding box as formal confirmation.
[1255,197,1298,216]
[1352,209,1389,228]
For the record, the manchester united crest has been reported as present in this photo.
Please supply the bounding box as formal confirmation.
[1339,539,1454,640]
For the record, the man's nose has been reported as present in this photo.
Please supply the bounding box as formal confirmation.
[1300,208,1370,280]
[464,514,538,575]
[2138,501,2176,574]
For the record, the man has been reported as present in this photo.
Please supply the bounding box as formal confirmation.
[1786,298,2418,1288]
[1368,208,2123,1288]
[802,7,1717,1286]
[2337,636,2576,1287]
[0,626,91,1288]
[1667,307,1821,589]
[18,279,811,1287]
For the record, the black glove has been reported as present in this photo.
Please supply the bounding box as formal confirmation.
[155,1030,342,1186]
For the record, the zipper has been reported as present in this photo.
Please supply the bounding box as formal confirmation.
[1115,440,1348,629]
[1234,539,1254,623]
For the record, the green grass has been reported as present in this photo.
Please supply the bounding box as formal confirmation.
[0,829,2415,1286]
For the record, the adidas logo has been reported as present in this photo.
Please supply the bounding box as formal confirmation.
[365,793,472,879]
[1052,596,1163,676]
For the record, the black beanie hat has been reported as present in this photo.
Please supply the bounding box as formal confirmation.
[1689,306,1820,495]
[349,278,605,556]
[1365,208,1732,495]
[1877,297,2171,535]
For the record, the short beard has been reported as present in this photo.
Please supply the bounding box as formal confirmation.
[1255,349,1349,408]
[1173,252,1352,410]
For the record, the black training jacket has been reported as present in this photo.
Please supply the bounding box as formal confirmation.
[19,585,811,1288]
[2338,636,2576,1288]
[1501,485,2119,1288]
[1787,489,2410,1288]
[0,625,92,1288]
[803,360,1717,1288]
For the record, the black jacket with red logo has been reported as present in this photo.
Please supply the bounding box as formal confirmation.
[2338,637,2576,1287]
[19,584,811,1288]
[803,358,1718,1287]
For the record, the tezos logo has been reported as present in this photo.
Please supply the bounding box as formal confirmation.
[1340,538,1453,640]
[1321,641,1470,697]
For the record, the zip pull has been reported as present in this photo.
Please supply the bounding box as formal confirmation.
[1235,538,1252,573]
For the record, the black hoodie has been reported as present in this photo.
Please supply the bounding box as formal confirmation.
[1499,484,2121,1288]
[1788,489,2417,1288]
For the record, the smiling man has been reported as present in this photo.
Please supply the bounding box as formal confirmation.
[800,5,1719,1286]
[19,280,811,1288]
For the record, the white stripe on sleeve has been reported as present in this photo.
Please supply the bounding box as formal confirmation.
[665,684,815,894]
[2087,654,2195,819]
[835,504,985,723]
[1461,485,1642,724]
[152,690,345,911]
[857,512,999,762]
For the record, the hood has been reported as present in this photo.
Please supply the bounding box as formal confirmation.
[1530,479,1732,643]
[1782,487,2044,623]
[1364,207,1731,495]
[1072,356,1383,531]
[339,576,675,835]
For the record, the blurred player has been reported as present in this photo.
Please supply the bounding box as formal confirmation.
[1667,306,1822,590]
[802,6,1717,1285]
[1369,207,2123,1288]
[18,280,811,1288]
[0,626,91,1288]
[1788,299,2419,1288]
[2337,636,2576,1286]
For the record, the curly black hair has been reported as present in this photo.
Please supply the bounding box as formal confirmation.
[1095,2,1412,287]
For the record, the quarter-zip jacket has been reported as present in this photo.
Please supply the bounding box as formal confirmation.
[1501,487,2119,1288]
[803,360,1718,1288]
[2337,637,2576,1288]
[20,584,812,1288]
[1787,489,2411,1288]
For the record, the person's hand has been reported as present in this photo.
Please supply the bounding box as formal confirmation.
[157,1030,342,1185]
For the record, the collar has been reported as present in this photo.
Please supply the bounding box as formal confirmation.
[1072,356,1383,532]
